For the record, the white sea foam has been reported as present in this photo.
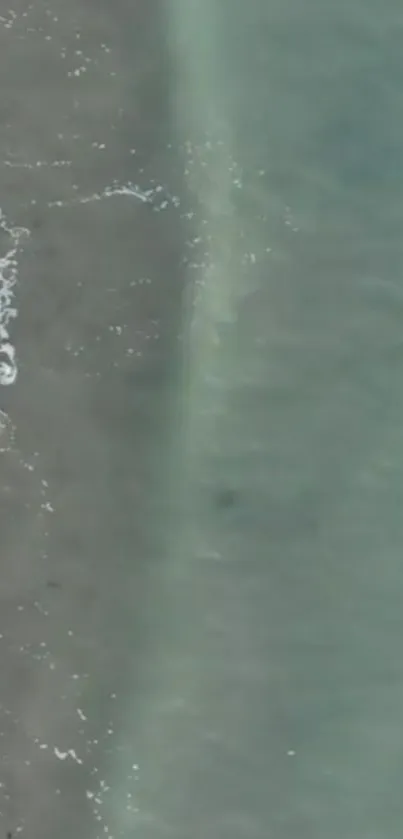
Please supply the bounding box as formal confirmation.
[47,181,180,211]
[0,210,29,385]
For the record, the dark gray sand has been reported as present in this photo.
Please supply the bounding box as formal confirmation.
[2,1,403,837]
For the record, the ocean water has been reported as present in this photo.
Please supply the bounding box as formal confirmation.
[2,1,403,837]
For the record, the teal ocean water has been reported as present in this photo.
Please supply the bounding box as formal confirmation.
[1,1,403,837]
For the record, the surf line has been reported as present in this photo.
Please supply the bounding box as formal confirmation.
[0,209,29,386]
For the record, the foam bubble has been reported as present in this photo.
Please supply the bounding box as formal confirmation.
[0,342,17,386]
[0,210,29,386]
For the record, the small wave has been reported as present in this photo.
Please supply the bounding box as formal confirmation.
[0,210,29,386]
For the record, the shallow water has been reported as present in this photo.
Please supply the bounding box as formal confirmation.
[1,1,403,837]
